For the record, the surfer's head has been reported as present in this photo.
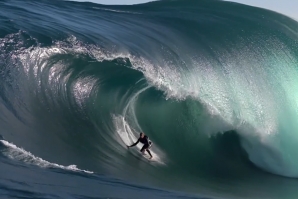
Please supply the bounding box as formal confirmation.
[140,132,145,138]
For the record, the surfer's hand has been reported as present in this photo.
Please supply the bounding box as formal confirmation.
[127,145,130,149]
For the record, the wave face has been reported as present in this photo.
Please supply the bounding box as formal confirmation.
[1,0,298,198]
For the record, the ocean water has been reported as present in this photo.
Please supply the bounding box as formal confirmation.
[1,0,298,198]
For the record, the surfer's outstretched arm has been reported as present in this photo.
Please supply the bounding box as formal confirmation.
[128,139,139,148]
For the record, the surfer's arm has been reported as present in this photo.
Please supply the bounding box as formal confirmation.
[145,139,150,145]
[128,139,139,147]
[144,136,150,145]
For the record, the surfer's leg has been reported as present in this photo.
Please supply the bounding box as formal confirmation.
[146,149,153,159]
[140,144,148,153]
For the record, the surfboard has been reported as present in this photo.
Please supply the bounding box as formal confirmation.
[127,147,155,162]
[140,151,155,161]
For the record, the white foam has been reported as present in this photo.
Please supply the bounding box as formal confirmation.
[92,7,142,14]
[0,140,93,174]
[73,77,97,108]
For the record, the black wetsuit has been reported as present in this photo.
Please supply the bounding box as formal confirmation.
[130,136,152,157]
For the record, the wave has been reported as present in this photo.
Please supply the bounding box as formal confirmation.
[1,0,298,197]
[0,138,93,173]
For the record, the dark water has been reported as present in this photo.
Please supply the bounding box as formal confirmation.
[1,0,298,198]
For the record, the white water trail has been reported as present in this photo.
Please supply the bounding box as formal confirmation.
[0,140,93,174]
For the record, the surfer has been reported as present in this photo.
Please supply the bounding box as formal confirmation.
[127,132,153,159]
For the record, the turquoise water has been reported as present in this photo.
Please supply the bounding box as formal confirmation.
[1,0,298,198]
